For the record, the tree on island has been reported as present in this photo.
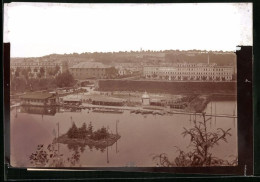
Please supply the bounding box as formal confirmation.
[91,126,109,140]
[66,122,110,141]
[78,123,88,139]
[88,122,93,134]
[67,122,78,138]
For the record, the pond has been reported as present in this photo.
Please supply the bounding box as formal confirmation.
[10,100,237,167]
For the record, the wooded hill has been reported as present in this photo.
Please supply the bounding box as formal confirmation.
[11,50,236,66]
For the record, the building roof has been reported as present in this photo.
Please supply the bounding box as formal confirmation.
[70,62,110,69]
[92,96,125,103]
[20,92,56,100]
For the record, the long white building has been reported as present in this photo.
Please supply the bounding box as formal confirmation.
[143,63,234,81]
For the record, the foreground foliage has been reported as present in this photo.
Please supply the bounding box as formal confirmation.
[153,112,237,167]
[29,143,81,167]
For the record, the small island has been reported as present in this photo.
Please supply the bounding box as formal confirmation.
[54,122,121,149]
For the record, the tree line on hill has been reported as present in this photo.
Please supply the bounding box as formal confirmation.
[10,67,75,93]
[12,49,236,65]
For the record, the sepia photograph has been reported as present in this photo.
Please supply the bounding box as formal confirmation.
[4,2,252,170]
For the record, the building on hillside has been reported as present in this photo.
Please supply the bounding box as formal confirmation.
[20,92,59,106]
[10,60,66,78]
[69,62,111,80]
[143,63,234,81]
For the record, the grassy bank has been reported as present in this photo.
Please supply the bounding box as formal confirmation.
[98,80,236,95]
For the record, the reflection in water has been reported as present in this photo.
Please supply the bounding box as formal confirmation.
[67,143,83,166]
[29,135,117,167]
[20,106,84,116]
[12,100,237,167]
[29,141,84,167]
[20,106,58,116]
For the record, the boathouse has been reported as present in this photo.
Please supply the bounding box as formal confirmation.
[20,92,58,106]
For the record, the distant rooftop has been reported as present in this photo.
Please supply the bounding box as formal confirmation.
[70,62,110,69]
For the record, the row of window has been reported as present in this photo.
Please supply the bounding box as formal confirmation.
[144,71,233,75]
[24,99,46,103]
[144,68,233,72]
[12,63,61,66]
[146,75,233,80]
[11,66,62,70]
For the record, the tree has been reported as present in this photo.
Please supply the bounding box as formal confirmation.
[27,67,32,73]
[40,67,45,78]
[29,142,83,167]
[37,73,42,79]
[15,67,20,77]
[91,126,109,140]
[67,122,79,138]
[153,112,235,167]
[78,123,88,139]
[55,71,75,87]
[106,67,118,78]
[88,122,93,134]
[54,65,60,75]
[10,68,14,75]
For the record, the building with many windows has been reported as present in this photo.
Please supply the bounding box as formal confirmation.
[10,60,66,78]
[143,63,234,81]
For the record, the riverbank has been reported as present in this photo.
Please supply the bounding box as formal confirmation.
[98,80,237,94]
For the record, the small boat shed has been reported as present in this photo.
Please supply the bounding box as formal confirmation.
[20,92,58,106]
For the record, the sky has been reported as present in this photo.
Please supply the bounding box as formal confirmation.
[4,3,252,58]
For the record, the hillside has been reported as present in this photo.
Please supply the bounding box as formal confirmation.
[11,50,236,66]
